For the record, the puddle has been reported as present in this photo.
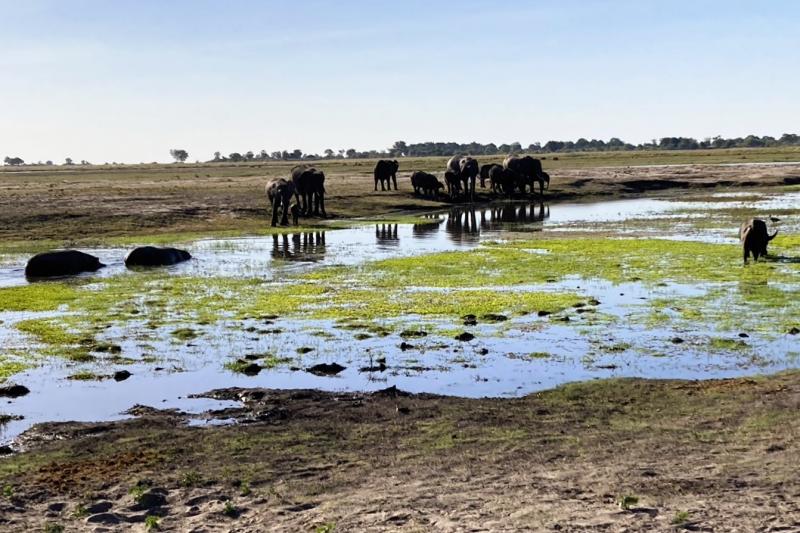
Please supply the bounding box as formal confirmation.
[1,190,799,443]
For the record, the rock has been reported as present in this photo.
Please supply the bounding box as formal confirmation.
[588,299,601,306]
[47,502,66,512]
[0,446,12,455]
[455,332,475,342]
[478,348,489,355]
[86,502,113,514]
[113,371,132,382]
[463,317,477,326]
[306,363,346,376]
[243,354,260,361]
[400,330,427,338]
[130,488,167,510]
[0,384,29,398]
[296,346,314,354]
[537,310,551,317]
[242,363,261,376]
[399,342,415,351]
[789,327,799,335]
[86,513,123,525]
[671,337,685,344]
[555,316,570,322]
[739,332,749,338]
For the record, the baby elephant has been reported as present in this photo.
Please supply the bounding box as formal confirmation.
[410,171,444,198]
[125,246,191,268]
[739,218,778,264]
[266,178,299,226]
[25,250,105,278]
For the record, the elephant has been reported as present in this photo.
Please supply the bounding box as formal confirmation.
[125,246,191,268]
[443,169,462,199]
[25,250,105,278]
[410,171,444,198]
[503,155,549,196]
[480,164,500,190]
[739,218,778,263]
[446,156,479,201]
[488,165,517,196]
[291,165,326,217]
[374,159,399,191]
[265,178,299,226]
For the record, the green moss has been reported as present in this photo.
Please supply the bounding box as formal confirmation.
[0,360,29,382]
[0,283,80,312]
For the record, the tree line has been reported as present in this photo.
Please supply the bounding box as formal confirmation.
[4,133,800,166]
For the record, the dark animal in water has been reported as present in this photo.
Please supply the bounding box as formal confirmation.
[25,250,105,278]
[265,178,298,226]
[125,246,192,267]
[503,155,549,195]
[291,165,326,217]
[739,218,778,264]
[410,171,444,198]
[446,156,479,201]
[374,159,399,191]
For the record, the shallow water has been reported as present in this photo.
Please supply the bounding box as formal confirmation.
[1,190,798,443]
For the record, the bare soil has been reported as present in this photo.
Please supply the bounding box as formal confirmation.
[1,159,799,242]
[1,373,799,531]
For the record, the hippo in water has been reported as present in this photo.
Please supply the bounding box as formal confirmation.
[124,246,191,268]
[25,250,105,279]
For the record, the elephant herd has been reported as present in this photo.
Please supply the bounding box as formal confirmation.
[378,155,550,202]
[264,156,550,227]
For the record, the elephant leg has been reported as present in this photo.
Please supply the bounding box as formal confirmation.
[280,196,290,225]
[318,192,326,218]
[392,174,397,190]
[374,177,379,191]
[270,197,280,227]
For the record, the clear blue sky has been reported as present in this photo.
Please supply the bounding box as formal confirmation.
[2,0,799,163]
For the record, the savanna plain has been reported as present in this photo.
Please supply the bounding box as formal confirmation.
[1,147,800,532]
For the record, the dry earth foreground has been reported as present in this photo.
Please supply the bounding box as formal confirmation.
[1,155,800,531]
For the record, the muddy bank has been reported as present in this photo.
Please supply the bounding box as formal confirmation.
[1,160,799,242]
[1,372,799,531]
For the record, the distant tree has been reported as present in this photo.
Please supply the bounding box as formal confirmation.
[80,160,90,165]
[64,157,74,165]
[509,142,522,154]
[345,148,357,158]
[169,148,189,162]
[228,152,244,162]
[46,160,53,165]
[3,156,24,166]
[258,149,269,160]
[212,151,223,161]
[389,141,408,157]
[271,151,282,160]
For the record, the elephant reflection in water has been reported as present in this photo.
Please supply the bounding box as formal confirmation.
[375,224,399,246]
[271,232,326,262]
[445,202,549,243]
[412,217,443,239]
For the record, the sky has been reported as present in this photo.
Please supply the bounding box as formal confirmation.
[1,0,799,163]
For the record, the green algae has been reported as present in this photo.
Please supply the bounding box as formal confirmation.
[0,283,80,312]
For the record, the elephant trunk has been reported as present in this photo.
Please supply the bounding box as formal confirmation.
[768,229,778,241]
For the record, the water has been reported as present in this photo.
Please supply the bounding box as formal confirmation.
[1,190,798,443]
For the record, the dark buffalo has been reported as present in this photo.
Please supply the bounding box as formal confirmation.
[374,159,399,191]
[265,178,298,226]
[125,246,191,268]
[739,218,778,264]
[503,155,549,195]
[446,156,479,201]
[291,165,326,217]
[25,250,105,279]
[410,171,444,198]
